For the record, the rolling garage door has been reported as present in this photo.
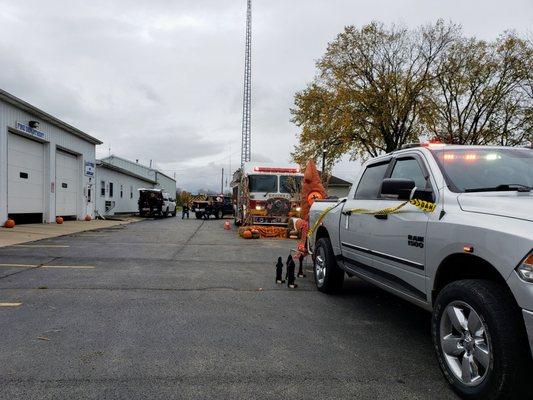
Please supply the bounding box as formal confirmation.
[7,133,45,214]
[55,150,79,216]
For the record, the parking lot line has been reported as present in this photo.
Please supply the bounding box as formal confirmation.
[0,263,94,269]
[42,265,95,269]
[11,245,70,248]
[0,302,22,307]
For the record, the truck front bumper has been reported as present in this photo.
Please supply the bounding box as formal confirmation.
[522,309,533,357]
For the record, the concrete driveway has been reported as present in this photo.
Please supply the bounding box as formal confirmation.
[0,217,457,399]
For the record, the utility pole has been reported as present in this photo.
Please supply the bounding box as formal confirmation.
[321,147,329,189]
[240,0,252,169]
[221,168,224,194]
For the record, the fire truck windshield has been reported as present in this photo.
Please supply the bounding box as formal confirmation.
[248,175,277,192]
[280,175,302,194]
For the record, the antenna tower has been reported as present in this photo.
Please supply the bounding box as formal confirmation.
[240,0,252,169]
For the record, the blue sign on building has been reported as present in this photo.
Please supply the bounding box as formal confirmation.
[85,161,95,177]
[16,122,46,139]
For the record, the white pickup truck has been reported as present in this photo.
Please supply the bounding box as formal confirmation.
[308,144,532,399]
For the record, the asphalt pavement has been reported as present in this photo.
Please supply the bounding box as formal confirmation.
[0,217,457,399]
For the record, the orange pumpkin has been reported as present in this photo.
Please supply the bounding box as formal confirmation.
[4,219,15,228]
[84,215,92,221]
[242,230,253,239]
[55,216,64,224]
[251,229,260,239]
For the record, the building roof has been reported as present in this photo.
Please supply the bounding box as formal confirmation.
[96,160,157,184]
[0,88,102,145]
[318,172,352,187]
[100,155,176,183]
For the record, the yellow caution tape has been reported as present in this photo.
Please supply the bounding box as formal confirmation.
[307,205,336,239]
[307,198,437,239]
[344,198,437,215]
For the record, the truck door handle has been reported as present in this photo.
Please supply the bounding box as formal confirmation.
[374,214,388,220]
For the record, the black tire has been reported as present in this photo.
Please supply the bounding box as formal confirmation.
[216,210,224,219]
[313,237,344,293]
[195,213,202,219]
[432,280,529,400]
[165,207,169,218]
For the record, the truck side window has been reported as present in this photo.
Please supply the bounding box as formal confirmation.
[390,158,428,189]
[354,162,390,199]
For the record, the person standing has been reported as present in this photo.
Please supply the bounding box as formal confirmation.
[182,202,190,219]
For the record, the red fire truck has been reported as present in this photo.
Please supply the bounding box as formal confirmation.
[231,163,303,226]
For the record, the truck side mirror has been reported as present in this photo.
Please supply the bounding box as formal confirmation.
[381,178,434,202]
[381,178,416,200]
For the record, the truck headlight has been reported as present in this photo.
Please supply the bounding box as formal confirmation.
[516,253,533,282]
[295,206,301,212]
[255,205,263,211]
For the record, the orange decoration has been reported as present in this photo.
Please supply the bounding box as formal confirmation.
[238,225,287,239]
[251,229,260,239]
[4,219,15,228]
[307,191,324,205]
[300,161,327,222]
[242,230,253,239]
[84,215,92,221]
[55,216,64,224]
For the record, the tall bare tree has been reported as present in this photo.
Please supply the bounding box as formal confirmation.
[423,33,532,146]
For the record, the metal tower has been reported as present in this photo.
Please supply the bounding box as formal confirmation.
[240,0,252,169]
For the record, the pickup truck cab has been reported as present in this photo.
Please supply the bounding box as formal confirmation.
[193,195,234,220]
[308,145,532,399]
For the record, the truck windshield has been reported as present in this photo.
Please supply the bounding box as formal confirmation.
[431,148,533,192]
[248,175,278,192]
[280,176,302,194]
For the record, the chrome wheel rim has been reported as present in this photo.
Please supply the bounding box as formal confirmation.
[314,246,326,286]
[440,301,491,386]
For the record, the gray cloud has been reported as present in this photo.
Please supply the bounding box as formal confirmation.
[0,0,531,191]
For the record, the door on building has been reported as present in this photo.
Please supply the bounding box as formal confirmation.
[55,149,79,217]
[7,133,45,217]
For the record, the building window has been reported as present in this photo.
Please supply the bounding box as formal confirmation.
[130,186,133,199]
[109,182,114,198]
[120,185,123,198]
[100,180,105,197]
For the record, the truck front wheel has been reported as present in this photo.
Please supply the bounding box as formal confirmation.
[313,237,344,294]
[432,280,529,400]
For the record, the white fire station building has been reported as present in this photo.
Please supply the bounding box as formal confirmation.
[0,89,102,224]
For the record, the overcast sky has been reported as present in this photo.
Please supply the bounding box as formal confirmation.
[1,0,531,191]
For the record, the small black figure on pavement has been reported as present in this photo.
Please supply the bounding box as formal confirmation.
[275,257,285,284]
[286,255,298,289]
[297,254,306,278]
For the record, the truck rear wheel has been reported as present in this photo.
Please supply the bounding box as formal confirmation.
[432,279,529,400]
[313,237,344,293]
[195,213,202,219]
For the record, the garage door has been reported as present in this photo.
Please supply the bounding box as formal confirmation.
[56,150,79,216]
[7,133,45,214]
